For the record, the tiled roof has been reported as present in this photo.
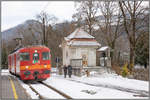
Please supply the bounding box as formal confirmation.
[65,28,95,40]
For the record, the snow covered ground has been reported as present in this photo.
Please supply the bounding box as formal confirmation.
[1,69,149,99]
[44,73,149,99]
[70,72,149,91]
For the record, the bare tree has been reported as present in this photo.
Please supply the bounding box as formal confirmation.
[98,1,123,65]
[73,0,98,35]
[16,25,35,46]
[36,11,57,46]
[119,0,148,71]
[28,25,38,44]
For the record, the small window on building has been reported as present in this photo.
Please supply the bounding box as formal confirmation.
[71,48,76,57]
[66,51,68,58]
[20,53,30,61]
[42,52,50,60]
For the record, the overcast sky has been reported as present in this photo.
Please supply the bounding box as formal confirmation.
[2,1,149,32]
[2,1,76,31]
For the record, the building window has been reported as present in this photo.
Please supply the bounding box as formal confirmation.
[71,48,76,58]
[66,51,68,58]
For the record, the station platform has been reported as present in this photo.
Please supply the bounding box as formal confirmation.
[0,74,31,99]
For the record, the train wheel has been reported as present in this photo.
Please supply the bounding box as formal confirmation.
[37,79,46,82]
[23,80,28,83]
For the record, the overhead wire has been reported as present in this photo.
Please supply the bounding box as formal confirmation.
[41,2,50,13]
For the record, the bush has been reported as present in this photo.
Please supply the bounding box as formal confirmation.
[122,63,130,77]
[111,65,122,75]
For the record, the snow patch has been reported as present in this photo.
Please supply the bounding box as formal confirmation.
[68,40,100,46]
[98,46,109,51]
[66,28,95,40]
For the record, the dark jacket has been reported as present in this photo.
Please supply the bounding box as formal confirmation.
[68,65,72,75]
[63,65,67,74]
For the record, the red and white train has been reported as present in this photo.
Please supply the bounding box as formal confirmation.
[8,45,51,81]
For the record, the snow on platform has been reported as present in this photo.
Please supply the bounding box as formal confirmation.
[1,69,9,73]
[1,69,10,75]
[18,80,39,99]
[43,73,149,99]
[1,69,149,99]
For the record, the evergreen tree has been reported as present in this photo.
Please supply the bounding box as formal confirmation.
[135,32,149,68]
[1,47,8,69]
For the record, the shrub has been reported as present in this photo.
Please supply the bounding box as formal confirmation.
[111,65,122,75]
[122,63,130,77]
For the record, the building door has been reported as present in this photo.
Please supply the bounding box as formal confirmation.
[82,54,88,67]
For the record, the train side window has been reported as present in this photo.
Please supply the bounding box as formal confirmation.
[33,53,39,60]
[42,52,50,60]
[20,53,30,61]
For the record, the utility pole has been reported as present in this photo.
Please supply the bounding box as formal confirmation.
[56,57,60,74]
[42,17,46,45]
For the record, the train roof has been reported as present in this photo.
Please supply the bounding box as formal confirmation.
[9,45,50,55]
[20,45,49,49]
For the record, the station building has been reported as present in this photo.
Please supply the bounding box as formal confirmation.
[60,28,101,76]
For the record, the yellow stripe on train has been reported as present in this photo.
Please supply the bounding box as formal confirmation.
[20,64,51,70]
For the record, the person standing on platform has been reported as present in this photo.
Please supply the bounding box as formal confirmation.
[63,65,67,78]
[68,65,72,78]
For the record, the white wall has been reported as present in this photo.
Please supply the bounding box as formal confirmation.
[88,49,96,66]
[70,47,96,67]
[63,44,97,67]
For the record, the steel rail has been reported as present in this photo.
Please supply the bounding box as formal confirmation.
[28,84,45,99]
[39,81,73,99]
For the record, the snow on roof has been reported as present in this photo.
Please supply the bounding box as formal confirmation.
[65,28,95,40]
[68,40,100,46]
[98,46,109,51]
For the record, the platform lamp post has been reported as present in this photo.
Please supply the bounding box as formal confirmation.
[102,52,106,67]
[110,48,114,66]
[55,57,60,74]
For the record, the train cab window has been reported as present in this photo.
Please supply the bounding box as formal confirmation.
[33,53,39,60]
[20,53,30,61]
[42,52,50,60]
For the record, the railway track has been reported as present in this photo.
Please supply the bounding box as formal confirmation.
[28,84,45,99]
[8,74,72,99]
[27,82,72,99]
[40,81,72,99]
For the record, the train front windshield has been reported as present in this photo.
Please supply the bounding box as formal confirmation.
[33,53,39,60]
[33,53,39,63]
[42,52,50,60]
[20,53,30,61]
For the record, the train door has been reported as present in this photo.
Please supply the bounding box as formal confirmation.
[8,56,11,72]
[14,54,16,74]
[16,52,20,75]
[11,54,14,73]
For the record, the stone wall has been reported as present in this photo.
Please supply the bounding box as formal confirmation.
[131,68,149,81]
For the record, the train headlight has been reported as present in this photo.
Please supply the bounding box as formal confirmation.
[44,65,47,68]
[26,66,29,69]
